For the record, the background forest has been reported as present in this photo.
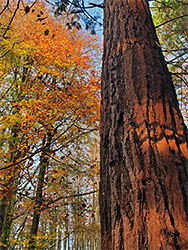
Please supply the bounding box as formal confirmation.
[0,0,187,249]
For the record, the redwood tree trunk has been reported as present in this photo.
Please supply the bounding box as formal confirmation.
[100,0,188,249]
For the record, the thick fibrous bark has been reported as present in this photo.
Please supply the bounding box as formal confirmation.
[100,0,188,249]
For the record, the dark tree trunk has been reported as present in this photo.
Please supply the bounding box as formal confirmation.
[28,132,52,250]
[0,127,20,249]
[100,0,188,249]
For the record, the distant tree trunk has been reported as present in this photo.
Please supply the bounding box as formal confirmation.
[0,66,29,250]
[63,217,68,250]
[0,197,15,250]
[28,132,52,250]
[0,196,7,247]
[100,0,188,249]
[0,126,20,250]
[57,224,62,250]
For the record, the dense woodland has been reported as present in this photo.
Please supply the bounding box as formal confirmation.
[0,0,187,249]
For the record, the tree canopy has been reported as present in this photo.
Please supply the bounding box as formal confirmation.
[0,1,101,248]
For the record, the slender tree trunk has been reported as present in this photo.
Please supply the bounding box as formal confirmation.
[63,218,68,250]
[28,132,52,250]
[0,197,6,239]
[0,197,10,250]
[100,0,188,249]
[0,66,29,249]
[0,197,15,250]
[0,127,20,249]
[57,224,62,250]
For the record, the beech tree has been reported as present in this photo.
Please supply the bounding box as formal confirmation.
[0,2,101,248]
[100,0,188,249]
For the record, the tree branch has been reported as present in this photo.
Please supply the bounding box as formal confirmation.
[3,0,21,38]
[47,190,99,206]
[155,14,188,29]
[0,0,9,15]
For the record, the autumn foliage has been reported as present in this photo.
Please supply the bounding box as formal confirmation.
[0,1,101,248]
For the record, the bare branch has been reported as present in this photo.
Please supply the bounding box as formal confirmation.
[3,0,21,38]
[89,2,104,9]
[47,189,99,206]
[0,0,10,15]
[0,40,23,58]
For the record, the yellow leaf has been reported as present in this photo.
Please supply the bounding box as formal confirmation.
[0,242,7,247]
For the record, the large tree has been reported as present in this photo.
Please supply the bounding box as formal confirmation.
[100,0,188,249]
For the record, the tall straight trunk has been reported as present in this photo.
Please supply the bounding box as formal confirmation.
[28,132,52,250]
[100,0,188,249]
[57,224,62,250]
[0,128,20,249]
[0,197,6,241]
[63,219,68,250]
[0,197,14,250]
[0,67,29,249]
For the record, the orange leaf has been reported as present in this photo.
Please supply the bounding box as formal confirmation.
[9,147,17,152]
[0,193,4,200]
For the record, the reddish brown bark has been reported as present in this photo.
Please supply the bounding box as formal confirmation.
[100,0,188,249]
